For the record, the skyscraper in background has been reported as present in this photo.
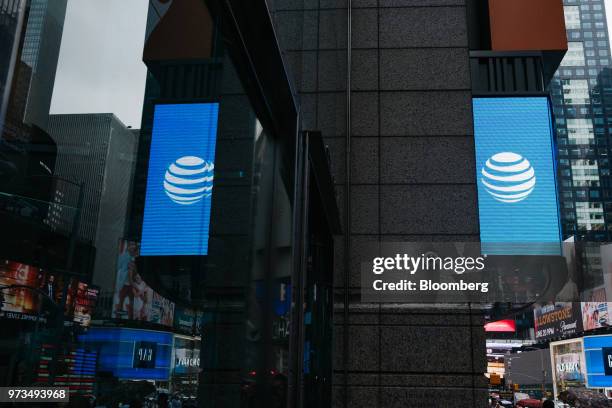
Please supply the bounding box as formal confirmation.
[554,0,612,241]
[0,0,66,202]
[47,114,138,289]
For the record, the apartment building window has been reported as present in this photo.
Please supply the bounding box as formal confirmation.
[561,42,586,66]
[563,79,590,105]
[576,202,605,230]
[571,159,601,187]
[564,6,581,29]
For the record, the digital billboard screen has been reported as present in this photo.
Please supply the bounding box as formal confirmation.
[583,335,612,388]
[0,260,98,325]
[534,302,583,341]
[473,97,561,254]
[113,240,175,327]
[141,103,219,256]
[78,327,173,381]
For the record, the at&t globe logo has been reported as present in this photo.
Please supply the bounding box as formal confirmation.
[480,152,536,203]
[163,156,214,205]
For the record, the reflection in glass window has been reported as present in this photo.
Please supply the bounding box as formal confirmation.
[576,201,605,230]
[562,79,590,105]
[561,42,586,66]
[564,6,581,29]
[571,159,600,187]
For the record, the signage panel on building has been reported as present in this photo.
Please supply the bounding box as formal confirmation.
[141,103,219,256]
[550,338,586,397]
[78,327,173,381]
[173,335,201,376]
[584,335,612,388]
[473,97,561,254]
[112,240,175,327]
[602,347,612,376]
[534,303,583,341]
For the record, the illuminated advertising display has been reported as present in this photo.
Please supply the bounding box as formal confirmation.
[112,240,175,327]
[141,103,219,256]
[583,335,612,388]
[534,303,583,341]
[35,344,97,396]
[484,319,516,333]
[473,97,561,254]
[173,335,200,376]
[550,338,586,397]
[0,261,45,320]
[78,327,173,381]
[174,307,202,334]
[0,260,98,325]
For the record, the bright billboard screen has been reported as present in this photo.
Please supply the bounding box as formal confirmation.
[584,335,612,388]
[141,103,219,256]
[78,328,173,381]
[473,97,561,254]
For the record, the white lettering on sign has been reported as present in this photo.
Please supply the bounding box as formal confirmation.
[557,362,579,373]
[176,357,200,367]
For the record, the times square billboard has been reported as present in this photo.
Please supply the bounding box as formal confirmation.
[141,103,219,256]
[472,97,561,255]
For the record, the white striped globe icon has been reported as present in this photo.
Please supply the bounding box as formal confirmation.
[480,152,536,203]
[163,156,214,205]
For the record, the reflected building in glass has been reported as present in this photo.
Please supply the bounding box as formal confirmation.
[552,0,612,240]
[47,113,138,290]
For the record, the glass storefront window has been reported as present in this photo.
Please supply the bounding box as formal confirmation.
[0,1,336,407]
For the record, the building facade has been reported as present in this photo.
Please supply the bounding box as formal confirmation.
[47,113,137,290]
[553,0,612,240]
[0,0,571,407]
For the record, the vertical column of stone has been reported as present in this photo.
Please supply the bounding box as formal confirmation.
[274,0,488,406]
[374,1,487,406]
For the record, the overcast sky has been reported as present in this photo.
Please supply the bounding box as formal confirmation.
[49,0,612,130]
[49,0,148,129]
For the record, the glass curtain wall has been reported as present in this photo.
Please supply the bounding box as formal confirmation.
[0,1,301,407]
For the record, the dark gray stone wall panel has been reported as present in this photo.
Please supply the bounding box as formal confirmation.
[274,11,318,50]
[323,136,380,184]
[379,7,468,48]
[380,48,470,90]
[380,185,479,235]
[380,137,476,184]
[351,137,379,184]
[351,185,379,234]
[379,386,483,408]
[352,49,379,90]
[320,9,348,49]
[353,0,378,8]
[351,92,379,136]
[380,0,465,6]
[352,8,378,49]
[380,326,476,372]
[319,50,348,91]
[383,234,480,242]
[318,92,347,137]
[380,91,473,136]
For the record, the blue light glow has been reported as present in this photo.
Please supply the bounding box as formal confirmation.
[78,328,173,380]
[141,103,219,256]
[584,335,612,387]
[473,97,561,254]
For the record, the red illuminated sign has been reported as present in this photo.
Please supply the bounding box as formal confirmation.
[484,319,516,332]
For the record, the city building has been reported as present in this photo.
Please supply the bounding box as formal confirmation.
[0,0,574,406]
[47,113,138,289]
[553,0,612,241]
